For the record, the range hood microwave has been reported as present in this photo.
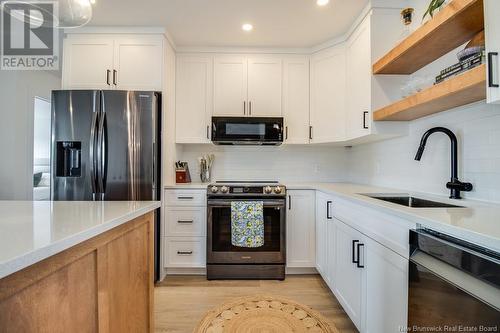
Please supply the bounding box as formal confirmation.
[211,117,284,145]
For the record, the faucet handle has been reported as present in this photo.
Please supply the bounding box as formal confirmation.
[446,180,473,192]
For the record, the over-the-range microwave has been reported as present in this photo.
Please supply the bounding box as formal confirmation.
[211,117,284,145]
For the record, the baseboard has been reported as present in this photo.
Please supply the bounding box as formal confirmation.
[165,267,207,275]
[285,267,318,275]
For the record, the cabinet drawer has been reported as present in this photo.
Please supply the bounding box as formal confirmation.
[164,207,206,237]
[165,189,206,207]
[164,237,206,268]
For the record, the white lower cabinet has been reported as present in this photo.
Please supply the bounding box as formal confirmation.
[315,191,409,333]
[286,190,316,268]
[334,219,365,330]
[163,189,207,269]
[364,236,408,333]
[315,192,328,276]
[164,237,206,268]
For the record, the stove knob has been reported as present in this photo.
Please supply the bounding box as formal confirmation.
[264,186,272,194]
[274,186,283,194]
[220,186,229,194]
[210,186,218,193]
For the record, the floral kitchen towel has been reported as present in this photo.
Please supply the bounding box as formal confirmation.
[231,201,264,248]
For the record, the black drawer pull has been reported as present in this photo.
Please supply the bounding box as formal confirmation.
[177,196,194,200]
[177,220,194,224]
[352,240,359,263]
[356,243,365,268]
[177,251,193,255]
[326,201,332,220]
[363,111,369,129]
[488,52,499,88]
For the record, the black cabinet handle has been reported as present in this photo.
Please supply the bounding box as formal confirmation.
[243,101,246,115]
[352,240,359,264]
[177,251,193,255]
[177,220,194,224]
[288,195,292,210]
[356,243,365,268]
[249,101,252,115]
[106,70,111,85]
[177,196,194,200]
[326,201,332,220]
[285,126,288,140]
[488,52,499,88]
[309,126,313,140]
[112,69,117,85]
[206,125,210,139]
[363,111,369,129]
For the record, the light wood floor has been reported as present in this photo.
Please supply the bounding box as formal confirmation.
[154,275,358,333]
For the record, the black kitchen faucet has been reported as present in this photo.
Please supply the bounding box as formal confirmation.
[414,127,473,199]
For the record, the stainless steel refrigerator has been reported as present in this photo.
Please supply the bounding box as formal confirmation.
[51,90,162,280]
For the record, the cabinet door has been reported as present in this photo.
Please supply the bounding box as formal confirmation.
[364,237,408,333]
[485,0,500,104]
[334,219,364,330]
[286,190,316,268]
[310,46,347,143]
[175,55,213,143]
[346,18,371,139]
[325,210,336,289]
[315,192,328,276]
[247,57,282,117]
[113,36,163,91]
[213,56,248,116]
[283,57,310,144]
[62,35,114,89]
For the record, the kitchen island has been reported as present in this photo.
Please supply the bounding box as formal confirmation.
[0,200,160,332]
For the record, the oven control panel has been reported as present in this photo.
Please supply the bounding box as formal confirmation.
[207,184,286,197]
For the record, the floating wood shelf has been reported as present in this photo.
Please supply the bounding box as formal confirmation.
[373,0,484,75]
[373,64,486,121]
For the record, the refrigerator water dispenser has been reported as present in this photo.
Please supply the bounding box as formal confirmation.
[56,141,82,177]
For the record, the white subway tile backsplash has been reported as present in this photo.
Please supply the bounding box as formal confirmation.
[348,102,500,203]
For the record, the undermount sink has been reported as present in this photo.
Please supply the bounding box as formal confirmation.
[362,194,464,208]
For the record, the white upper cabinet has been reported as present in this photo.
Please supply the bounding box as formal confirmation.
[113,36,163,91]
[62,36,115,89]
[286,190,316,268]
[175,55,213,143]
[310,45,347,143]
[213,56,248,116]
[62,33,164,91]
[213,55,283,117]
[247,56,282,116]
[485,0,500,104]
[346,17,371,140]
[283,56,310,144]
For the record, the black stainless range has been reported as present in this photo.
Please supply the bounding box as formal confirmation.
[206,181,286,280]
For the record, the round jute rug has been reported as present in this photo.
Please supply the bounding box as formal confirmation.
[193,295,338,333]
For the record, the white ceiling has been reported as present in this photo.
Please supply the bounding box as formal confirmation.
[89,0,369,48]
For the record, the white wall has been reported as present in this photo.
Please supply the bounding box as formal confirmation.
[179,144,349,183]
[0,70,61,200]
[347,101,500,202]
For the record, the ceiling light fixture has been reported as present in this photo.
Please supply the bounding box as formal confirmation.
[242,23,253,32]
[317,0,329,6]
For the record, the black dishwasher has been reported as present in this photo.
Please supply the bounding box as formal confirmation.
[408,229,500,332]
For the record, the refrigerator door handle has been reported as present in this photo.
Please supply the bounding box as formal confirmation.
[89,109,99,194]
[97,94,107,196]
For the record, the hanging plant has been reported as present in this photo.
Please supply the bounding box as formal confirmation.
[422,0,447,21]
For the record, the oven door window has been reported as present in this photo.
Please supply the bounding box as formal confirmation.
[210,203,282,252]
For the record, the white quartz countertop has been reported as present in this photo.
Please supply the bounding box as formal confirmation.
[287,183,500,252]
[163,181,500,251]
[0,201,160,279]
